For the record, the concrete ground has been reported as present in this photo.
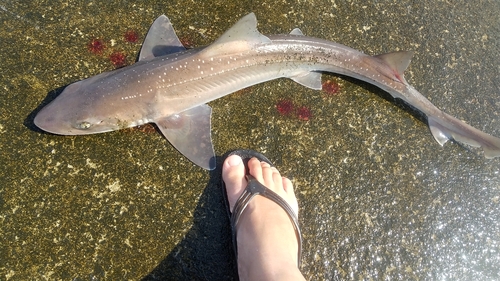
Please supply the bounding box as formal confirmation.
[1,0,499,280]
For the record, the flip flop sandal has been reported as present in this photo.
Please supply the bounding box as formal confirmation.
[221,149,302,268]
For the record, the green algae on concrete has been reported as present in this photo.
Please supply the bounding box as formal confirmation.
[1,0,500,280]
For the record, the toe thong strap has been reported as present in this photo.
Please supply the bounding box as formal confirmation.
[231,175,303,267]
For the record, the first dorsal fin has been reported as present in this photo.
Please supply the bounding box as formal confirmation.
[139,15,186,61]
[201,13,271,57]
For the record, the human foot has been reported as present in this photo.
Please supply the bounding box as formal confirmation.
[222,150,305,281]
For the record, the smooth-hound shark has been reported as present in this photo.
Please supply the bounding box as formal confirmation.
[34,13,500,169]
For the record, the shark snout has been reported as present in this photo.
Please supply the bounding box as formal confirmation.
[34,107,60,134]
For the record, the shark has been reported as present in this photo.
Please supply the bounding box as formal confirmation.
[34,13,500,170]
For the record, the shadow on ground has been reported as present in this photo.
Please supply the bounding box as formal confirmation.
[142,155,238,281]
[24,85,67,133]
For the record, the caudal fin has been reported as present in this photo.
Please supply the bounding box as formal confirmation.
[428,113,500,159]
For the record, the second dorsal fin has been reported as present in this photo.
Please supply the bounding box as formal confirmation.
[374,51,414,82]
[200,13,271,57]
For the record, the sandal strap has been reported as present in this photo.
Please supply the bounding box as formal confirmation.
[230,174,303,267]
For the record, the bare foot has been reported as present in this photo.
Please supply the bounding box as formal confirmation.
[222,154,305,281]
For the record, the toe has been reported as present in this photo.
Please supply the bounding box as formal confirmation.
[222,154,247,212]
[282,177,299,215]
[260,162,275,188]
[248,157,264,182]
[271,167,283,190]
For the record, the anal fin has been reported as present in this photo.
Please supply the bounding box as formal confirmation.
[428,117,450,146]
[290,71,323,90]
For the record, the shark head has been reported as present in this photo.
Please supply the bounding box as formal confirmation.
[34,70,142,135]
[33,13,188,137]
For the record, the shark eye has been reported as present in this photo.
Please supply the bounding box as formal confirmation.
[75,121,92,130]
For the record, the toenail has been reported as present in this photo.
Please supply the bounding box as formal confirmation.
[227,155,242,167]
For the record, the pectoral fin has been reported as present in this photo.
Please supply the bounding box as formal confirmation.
[155,104,216,170]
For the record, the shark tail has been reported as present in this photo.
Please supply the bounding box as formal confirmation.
[428,112,500,159]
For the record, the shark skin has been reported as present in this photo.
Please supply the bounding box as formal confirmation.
[34,13,500,170]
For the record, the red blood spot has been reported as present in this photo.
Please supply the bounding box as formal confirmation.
[124,30,139,43]
[109,51,127,68]
[322,79,340,95]
[276,99,294,115]
[296,106,312,121]
[87,38,106,54]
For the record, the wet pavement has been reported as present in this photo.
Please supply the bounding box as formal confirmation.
[1,0,499,280]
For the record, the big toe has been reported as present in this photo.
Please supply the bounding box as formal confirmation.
[222,154,247,212]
